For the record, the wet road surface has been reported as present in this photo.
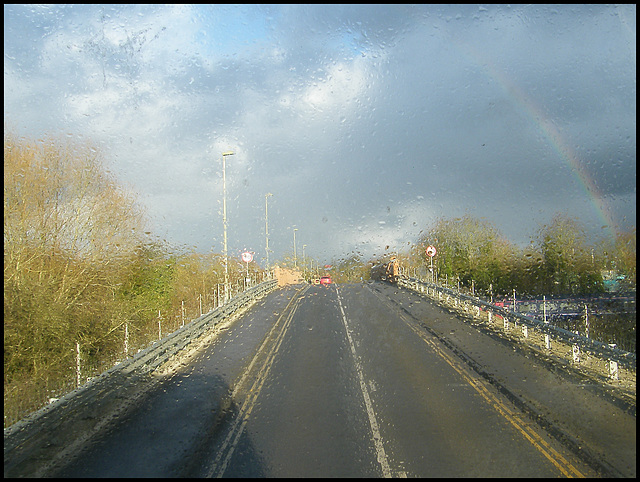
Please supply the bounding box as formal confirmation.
[54,283,634,477]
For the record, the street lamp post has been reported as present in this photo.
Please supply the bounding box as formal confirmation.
[303,244,307,278]
[221,151,234,302]
[293,228,298,268]
[265,193,272,273]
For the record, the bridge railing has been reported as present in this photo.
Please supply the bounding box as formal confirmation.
[398,276,636,374]
[4,279,278,474]
[118,279,278,376]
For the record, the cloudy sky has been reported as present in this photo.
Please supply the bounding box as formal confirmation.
[4,4,636,266]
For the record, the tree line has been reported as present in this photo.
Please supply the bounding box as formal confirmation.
[332,217,635,299]
[4,131,263,426]
[411,214,635,298]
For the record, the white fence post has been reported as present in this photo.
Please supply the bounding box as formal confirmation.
[609,360,619,380]
[584,304,589,339]
[572,344,580,363]
[76,342,81,388]
[124,323,129,357]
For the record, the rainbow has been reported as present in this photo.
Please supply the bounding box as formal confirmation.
[455,38,618,240]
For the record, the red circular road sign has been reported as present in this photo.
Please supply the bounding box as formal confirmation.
[426,245,437,257]
[241,251,253,263]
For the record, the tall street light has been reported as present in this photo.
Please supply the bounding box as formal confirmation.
[265,193,273,274]
[293,228,298,268]
[221,151,234,302]
[302,244,307,279]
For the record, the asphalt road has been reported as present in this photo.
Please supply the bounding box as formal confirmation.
[54,283,635,477]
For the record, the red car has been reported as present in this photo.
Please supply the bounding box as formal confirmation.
[320,276,332,286]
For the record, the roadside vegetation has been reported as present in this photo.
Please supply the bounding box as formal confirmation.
[410,214,635,298]
[4,131,263,427]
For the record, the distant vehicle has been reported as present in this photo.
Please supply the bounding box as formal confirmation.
[370,257,400,283]
[320,276,332,285]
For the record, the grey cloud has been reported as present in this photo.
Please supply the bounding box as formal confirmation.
[4,4,635,263]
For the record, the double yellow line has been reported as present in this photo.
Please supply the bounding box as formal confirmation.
[368,286,586,478]
[409,323,584,478]
[207,285,309,478]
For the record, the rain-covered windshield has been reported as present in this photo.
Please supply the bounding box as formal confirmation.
[3,4,636,428]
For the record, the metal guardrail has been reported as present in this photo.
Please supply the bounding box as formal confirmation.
[4,279,278,440]
[398,277,636,371]
[119,279,278,375]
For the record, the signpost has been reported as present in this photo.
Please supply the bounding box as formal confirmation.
[426,245,436,282]
[241,251,253,287]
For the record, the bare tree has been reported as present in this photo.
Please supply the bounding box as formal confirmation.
[4,131,147,424]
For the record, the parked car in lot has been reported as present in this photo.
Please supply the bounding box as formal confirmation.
[320,276,332,285]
